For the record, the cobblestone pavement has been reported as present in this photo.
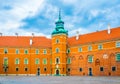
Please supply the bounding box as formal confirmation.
[0,76,120,84]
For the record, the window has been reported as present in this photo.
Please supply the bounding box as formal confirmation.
[15,58,19,64]
[24,49,28,54]
[88,56,93,63]
[4,48,8,54]
[25,68,28,71]
[98,44,103,50]
[78,47,82,52]
[16,49,19,54]
[43,49,47,54]
[35,58,40,64]
[112,67,116,71]
[67,49,70,53]
[56,39,59,43]
[56,48,59,53]
[16,67,19,71]
[88,45,92,51]
[79,68,82,72]
[24,58,28,64]
[67,58,71,64]
[43,58,47,65]
[4,58,8,66]
[116,53,120,61]
[50,59,52,64]
[44,67,47,72]
[56,57,60,64]
[116,41,120,48]
[100,67,104,71]
[68,68,71,72]
[35,49,39,54]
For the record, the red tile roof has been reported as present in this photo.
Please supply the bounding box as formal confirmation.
[68,27,120,46]
[0,36,51,48]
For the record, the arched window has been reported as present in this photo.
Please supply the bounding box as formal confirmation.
[56,48,59,53]
[67,58,71,64]
[56,39,60,43]
[43,58,47,65]
[67,49,70,53]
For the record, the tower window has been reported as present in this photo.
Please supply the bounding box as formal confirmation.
[67,58,71,64]
[4,58,8,66]
[56,39,60,43]
[56,48,59,53]
[56,57,60,64]
[67,49,70,53]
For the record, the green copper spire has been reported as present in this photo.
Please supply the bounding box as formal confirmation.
[52,9,68,35]
[59,9,61,20]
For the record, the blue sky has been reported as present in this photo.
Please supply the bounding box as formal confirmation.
[0,0,120,38]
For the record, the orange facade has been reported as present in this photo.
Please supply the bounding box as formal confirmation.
[0,13,120,76]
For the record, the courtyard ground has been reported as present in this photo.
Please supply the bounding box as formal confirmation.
[0,76,120,84]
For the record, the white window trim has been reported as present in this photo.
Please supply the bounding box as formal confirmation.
[35,58,40,64]
[116,41,120,48]
[15,58,19,64]
[24,58,28,64]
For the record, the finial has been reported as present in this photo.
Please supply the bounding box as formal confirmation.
[59,9,61,20]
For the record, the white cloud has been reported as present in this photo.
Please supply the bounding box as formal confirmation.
[0,0,45,35]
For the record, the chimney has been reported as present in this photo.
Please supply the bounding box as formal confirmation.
[32,33,34,37]
[107,24,111,34]
[76,31,79,40]
[15,33,18,37]
[30,38,33,46]
[0,33,2,36]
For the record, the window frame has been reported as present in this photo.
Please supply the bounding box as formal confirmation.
[88,56,93,63]
[43,58,47,65]
[15,58,19,64]
[24,58,28,64]
[98,44,103,50]
[56,48,59,53]
[35,58,40,64]
[116,53,120,61]
[67,58,71,64]
[116,41,120,48]
[43,49,47,54]
[4,48,8,54]
[88,45,92,51]
[35,49,39,55]
[24,49,28,54]
[78,47,82,52]
[56,39,60,43]
[100,67,104,72]
[112,66,116,71]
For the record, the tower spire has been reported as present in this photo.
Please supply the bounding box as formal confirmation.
[59,9,61,20]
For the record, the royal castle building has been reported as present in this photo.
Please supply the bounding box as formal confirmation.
[0,11,120,76]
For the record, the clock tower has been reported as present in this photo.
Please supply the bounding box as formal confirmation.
[51,10,68,76]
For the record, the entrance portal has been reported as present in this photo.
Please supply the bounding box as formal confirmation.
[56,69,59,75]
[88,68,92,76]
[37,68,40,76]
